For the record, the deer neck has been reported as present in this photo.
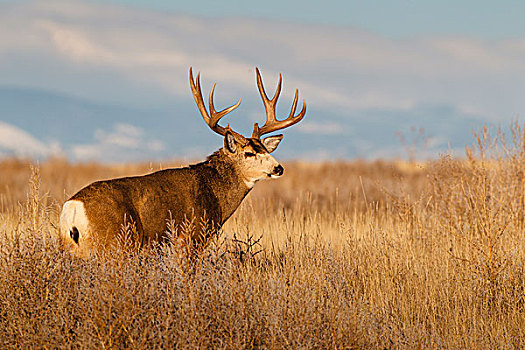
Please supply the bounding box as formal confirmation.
[202,150,252,223]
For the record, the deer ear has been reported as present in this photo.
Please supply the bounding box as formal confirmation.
[262,134,283,153]
[224,132,237,153]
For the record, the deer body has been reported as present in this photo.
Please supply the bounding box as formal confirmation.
[61,150,253,250]
[60,67,305,255]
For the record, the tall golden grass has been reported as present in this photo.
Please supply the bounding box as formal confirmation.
[1,124,525,348]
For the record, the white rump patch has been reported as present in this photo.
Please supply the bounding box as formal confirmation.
[59,200,90,245]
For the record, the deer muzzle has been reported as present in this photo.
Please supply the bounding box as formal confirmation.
[272,164,284,177]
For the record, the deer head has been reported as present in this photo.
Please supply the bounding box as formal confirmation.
[189,67,306,187]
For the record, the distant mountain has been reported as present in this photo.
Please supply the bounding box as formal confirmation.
[0,87,207,161]
[0,87,192,145]
[0,87,482,162]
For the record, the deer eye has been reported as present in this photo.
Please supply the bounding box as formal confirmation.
[244,152,256,158]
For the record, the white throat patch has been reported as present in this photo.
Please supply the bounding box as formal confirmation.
[243,179,256,188]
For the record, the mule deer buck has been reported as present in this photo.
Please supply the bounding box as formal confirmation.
[59,67,306,255]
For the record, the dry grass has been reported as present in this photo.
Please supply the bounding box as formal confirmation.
[2,124,525,348]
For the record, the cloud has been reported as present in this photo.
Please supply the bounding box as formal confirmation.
[0,0,523,161]
[72,123,165,162]
[38,20,116,64]
[2,0,524,123]
[0,122,62,158]
[297,121,345,135]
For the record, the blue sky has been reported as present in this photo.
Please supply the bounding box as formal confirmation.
[0,0,524,161]
[94,0,525,39]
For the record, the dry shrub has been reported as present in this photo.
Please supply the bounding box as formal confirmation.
[2,124,525,348]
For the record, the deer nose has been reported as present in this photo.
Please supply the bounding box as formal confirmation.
[273,164,284,176]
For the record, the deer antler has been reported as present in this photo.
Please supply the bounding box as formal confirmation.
[189,67,245,140]
[252,67,307,139]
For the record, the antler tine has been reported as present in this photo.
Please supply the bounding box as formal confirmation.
[255,68,281,122]
[208,83,241,129]
[189,67,211,126]
[252,67,307,139]
[189,67,241,137]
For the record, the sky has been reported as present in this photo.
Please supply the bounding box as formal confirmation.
[93,0,525,40]
[0,0,524,162]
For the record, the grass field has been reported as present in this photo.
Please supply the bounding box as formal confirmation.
[1,125,525,348]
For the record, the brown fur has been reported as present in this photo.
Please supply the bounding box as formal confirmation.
[69,147,252,248]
